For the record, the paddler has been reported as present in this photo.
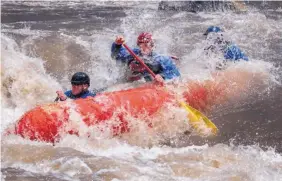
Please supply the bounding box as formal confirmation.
[203,26,249,69]
[111,32,181,82]
[56,72,96,101]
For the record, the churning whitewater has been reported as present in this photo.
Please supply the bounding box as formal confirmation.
[1,1,282,181]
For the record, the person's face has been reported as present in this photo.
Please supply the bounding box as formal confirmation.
[138,42,153,55]
[71,84,88,95]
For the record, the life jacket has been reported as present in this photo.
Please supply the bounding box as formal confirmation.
[64,90,96,100]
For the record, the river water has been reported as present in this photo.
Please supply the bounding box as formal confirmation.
[1,1,282,181]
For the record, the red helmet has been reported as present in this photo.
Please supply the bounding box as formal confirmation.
[137,32,153,46]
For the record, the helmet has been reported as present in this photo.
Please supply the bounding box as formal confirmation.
[137,32,153,46]
[71,72,90,86]
[203,26,222,36]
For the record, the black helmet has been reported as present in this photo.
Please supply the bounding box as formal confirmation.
[71,72,90,86]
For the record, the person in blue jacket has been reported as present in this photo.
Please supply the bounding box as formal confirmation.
[111,32,180,82]
[203,26,249,62]
[56,72,96,101]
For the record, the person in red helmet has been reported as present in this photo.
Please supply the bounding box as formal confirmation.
[111,32,180,82]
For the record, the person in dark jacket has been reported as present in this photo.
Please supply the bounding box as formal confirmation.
[56,72,96,101]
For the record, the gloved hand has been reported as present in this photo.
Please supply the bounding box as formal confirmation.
[115,35,125,45]
[56,90,67,101]
[154,74,164,85]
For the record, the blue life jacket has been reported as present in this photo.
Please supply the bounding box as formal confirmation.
[224,44,249,61]
[111,43,180,80]
[64,90,96,100]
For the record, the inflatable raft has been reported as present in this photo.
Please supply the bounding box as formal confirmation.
[7,82,219,143]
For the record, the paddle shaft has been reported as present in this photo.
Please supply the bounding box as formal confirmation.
[123,43,217,135]
[123,43,156,79]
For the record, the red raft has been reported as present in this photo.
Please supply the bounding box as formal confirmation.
[9,82,217,143]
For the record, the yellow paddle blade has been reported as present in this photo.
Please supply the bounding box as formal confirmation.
[179,102,218,136]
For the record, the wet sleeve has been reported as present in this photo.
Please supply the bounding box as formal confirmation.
[111,43,137,64]
[157,56,181,80]
[88,92,96,97]
[64,90,72,99]
[224,44,248,61]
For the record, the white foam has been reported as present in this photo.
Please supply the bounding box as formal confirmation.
[1,3,282,180]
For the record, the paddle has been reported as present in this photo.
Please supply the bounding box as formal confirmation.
[123,44,156,79]
[123,43,218,136]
